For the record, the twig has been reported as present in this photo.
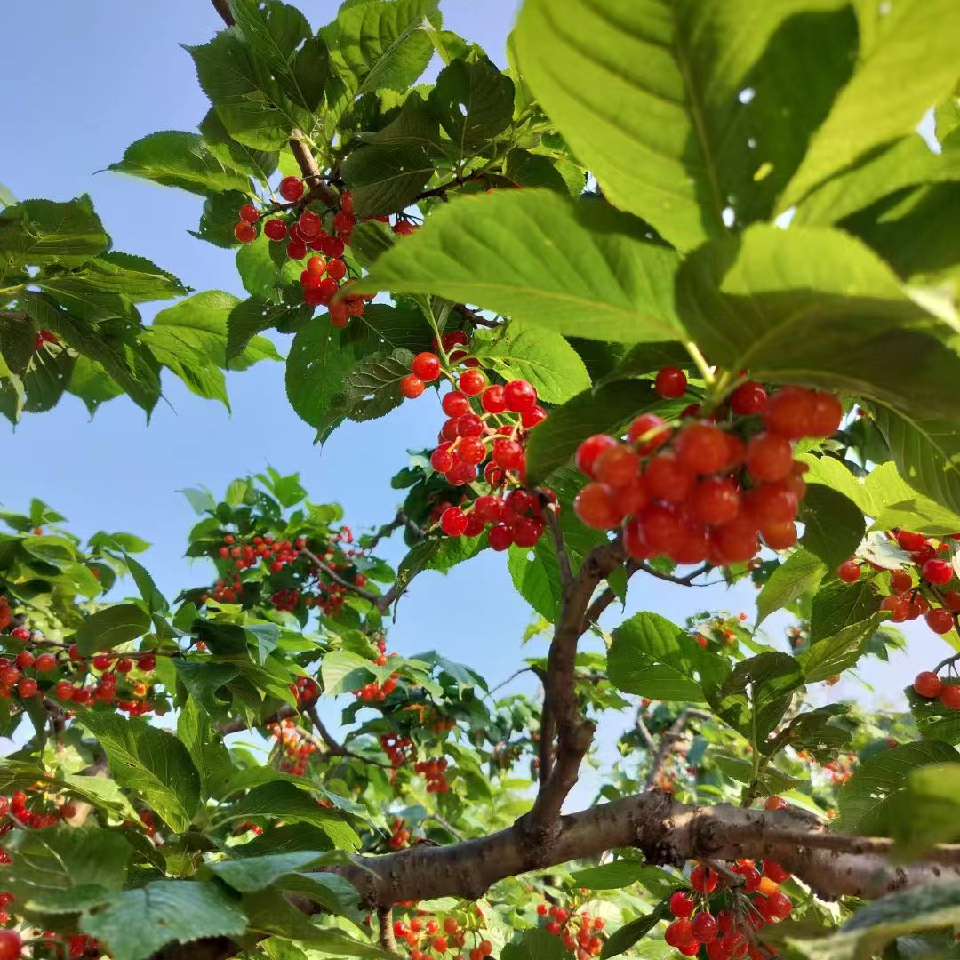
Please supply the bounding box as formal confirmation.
[210,0,235,26]
[582,559,640,629]
[489,666,533,695]
[634,712,657,753]
[421,813,466,842]
[306,705,390,769]
[934,651,960,674]
[288,134,340,209]
[414,171,488,202]
[378,907,396,952]
[300,547,395,614]
[644,708,711,790]
[545,508,574,594]
[637,562,711,587]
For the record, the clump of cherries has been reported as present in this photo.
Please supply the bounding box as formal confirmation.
[574,370,842,566]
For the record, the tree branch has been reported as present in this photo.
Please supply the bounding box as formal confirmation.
[0,310,28,322]
[528,540,625,829]
[637,562,710,587]
[288,134,339,209]
[210,0,234,26]
[377,907,396,952]
[306,705,390,769]
[300,547,395,614]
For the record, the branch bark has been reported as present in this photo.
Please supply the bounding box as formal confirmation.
[210,0,235,26]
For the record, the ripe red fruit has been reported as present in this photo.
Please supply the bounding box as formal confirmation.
[628,414,671,455]
[576,434,619,479]
[761,521,798,550]
[488,524,515,551]
[891,570,913,592]
[443,918,458,934]
[711,516,759,564]
[514,517,545,548]
[691,864,719,893]
[670,891,695,918]
[15,650,34,669]
[481,385,507,414]
[595,444,641,489]
[574,484,621,531]
[941,684,960,709]
[504,380,537,413]
[729,381,767,415]
[691,478,740,525]
[306,256,326,276]
[92,655,111,671]
[522,404,548,429]
[837,560,861,583]
[140,653,157,672]
[537,904,549,917]
[54,680,74,700]
[264,219,288,241]
[457,413,485,437]
[745,433,794,482]
[675,422,729,475]
[234,220,257,244]
[116,658,133,674]
[442,391,471,418]
[807,391,843,437]
[665,919,694,947]
[459,369,486,396]
[18,677,38,698]
[59,801,77,820]
[914,671,943,698]
[691,914,719,943]
[945,590,960,612]
[642,503,686,554]
[897,531,927,551]
[333,211,356,235]
[765,795,787,811]
[35,652,56,672]
[287,239,307,260]
[764,891,793,920]
[926,609,955,635]
[298,211,323,237]
[655,367,687,399]
[762,860,791,884]
[326,258,347,280]
[545,922,561,935]
[492,439,524,469]
[0,930,21,960]
[239,203,260,223]
[763,387,814,439]
[432,938,448,953]
[279,176,305,201]
[882,594,909,622]
[744,482,799,527]
[923,558,953,584]
[402,374,424,399]
[643,452,694,502]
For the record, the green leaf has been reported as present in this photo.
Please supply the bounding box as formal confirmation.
[835,740,960,834]
[810,579,882,643]
[0,314,37,376]
[797,454,876,517]
[23,342,74,413]
[471,321,590,404]
[285,304,431,438]
[0,195,110,268]
[515,0,857,250]
[338,347,416,423]
[799,485,867,572]
[177,697,234,800]
[218,781,360,850]
[887,763,960,855]
[756,548,827,626]
[108,131,251,196]
[331,0,441,95]
[228,0,311,88]
[676,224,960,419]
[192,189,253,248]
[340,143,434,216]
[80,881,247,960]
[798,612,887,683]
[65,356,123,415]
[780,0,960,208]
[792,134,960,227]
[199,108,279,184]
[601,907,668,960]
[873,407,960,518]
[321,650,376,695]
[773,704,854,761]
[704,652,804,748]
[73,603,151,656]
[608,611,728,703]
[348,220,397,268]
[355,190,681,344]
[502,929,568,960]
[428,57,514,158]
[227,298,308,361]
[3,826,129,913]
[76,711,201,832]
[503,149,569,194]
[202,851,328,892]
[185,31,307,150]
[525,380,660,486]
[123,552,168,614]
[235,231,301,300]
[571,861,676,893]
[176,660,239,713]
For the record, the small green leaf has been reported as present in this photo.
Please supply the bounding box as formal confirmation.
[798,613,887,683]
[608,612,728,703]
[72,603,150,657]
[80,881,247,960]
[340,143,434,217]
[354,190,681,344]
[799,485,867,572]
[227,298,308,361]
[600,907,668,960]
[76,711,201,832]
[199,109,279,183]
[0,195,110,267]
[772,704,854,761]
[571,861,675,893]
[503,149,569,194]
[202,851,329,892]
[108,131,252,196]
[339,347,416,423]
[756,549,827,626]
[887,763,960,855]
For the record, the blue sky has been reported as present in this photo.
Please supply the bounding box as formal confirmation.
[1,0,949,805]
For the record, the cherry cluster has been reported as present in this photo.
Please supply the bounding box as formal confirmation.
[268,718,318,776]
[380,732,416,770]
[574,376,842,566]
[664,860,793,960]
[414,756,451,793]
[536,896,606,960]
[388,816,411,850]
[0,618,162,716]
[291,674,319,705]
[392,913,487,960]
[355,642,400,703]
[913,669,960,710]
[838,530,960,638]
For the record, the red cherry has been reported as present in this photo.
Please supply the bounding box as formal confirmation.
[655,367,687,399]
[761,522,797,550]
[457,437,487,464]
[945,590,960,612]
[746,432,794,483]
[897,531,927,551]
[665,919,694,947]
[537,904,549,917]
[18,677,38,698]
[670,892,695,918]
[691,914,718,943]
[504,380,537,413]
[0,930,21,960]
[763,891,793,920]
[326,258,347,280]
[239,203,260,223]
[744,482,798,527]
[595,444,641,489]
[513,517,545,548]
[432,938,448,953]
[333,211,356,235]
[54,680,74,700]
[442,392,471,418]
[923,558,953,584]
[711,516,759,564]
[482,386,507,413]
[264,219,288,242]
[765,795,786,811]
[926,609,955,635]
[691,478,740,525]
[763,387,814,439]
[402,374,424,399]
[643,452,694,502]
[837,560,861,583]
[116,658,133,674]
[913,671,942,698]
[522,405,548,428]
[459,369,486,396]
[457,413,485,437]
[440,508,469,537]
[762,860,791,884]
[641,503,686,554]
[729,381,767,415]
[576,435,619,479]
[628,414,671,455]
[807,391,843,437]
[492,439,524,469]
[940,684,960,709]
[15,650,34,669]
[35,653,56,673]
[691,865,718,893]
[287,239,307,260]
[140,653,157,672]
[298,211,323,238]
[234,220,257,244]
[92,655,111,671]
[488,525,514,551]
[279,176,305,201]
[574,484,621,530]
[882,594,909,622]
[890,570,913,592]
[412,353,440,381]
[306,256,326,276]
[675,422,729,475]
[59,801,77,820]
